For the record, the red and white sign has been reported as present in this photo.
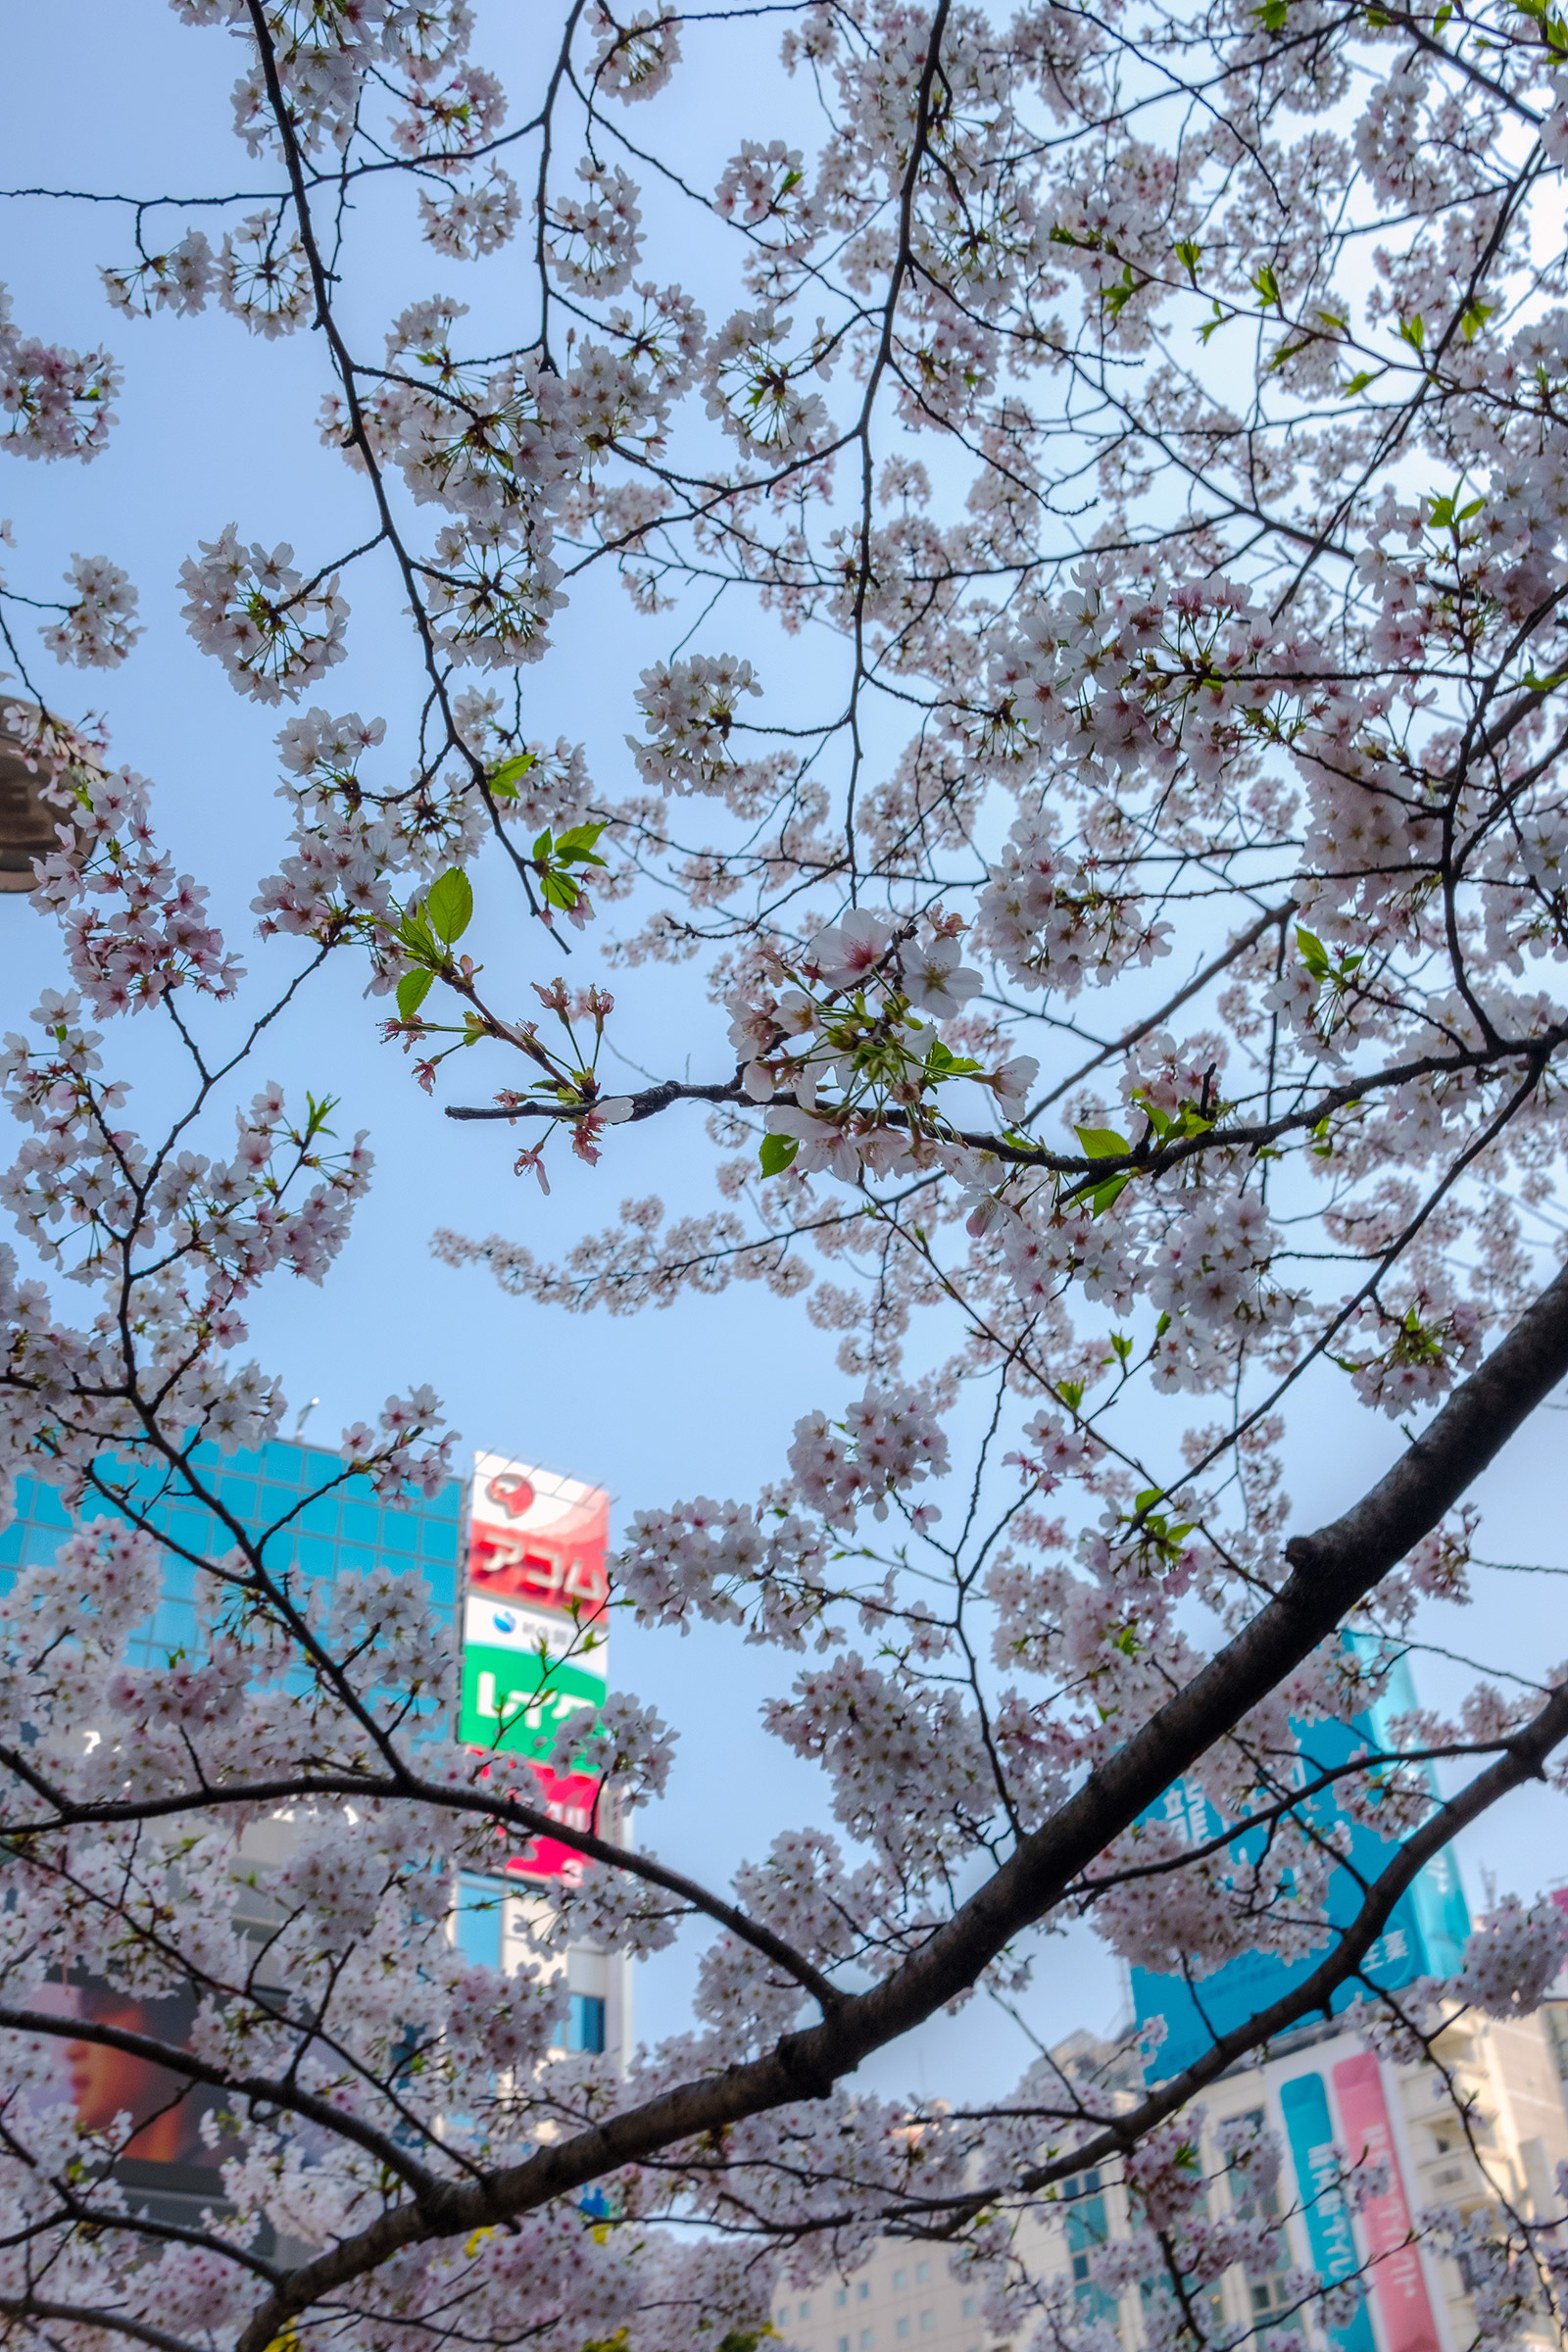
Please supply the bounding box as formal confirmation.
[1332,2052,1443,2352]
[464,1452,612,1885]
[508,1762,601,1885]
[467,1450,610,1620]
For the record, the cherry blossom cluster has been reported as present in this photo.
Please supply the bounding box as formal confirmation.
[37,552,142,669]
[1455,1898,1568,2022]
[21,729,237,1014]
[0,281,119,461]
[787,1385,950,1527]
[179,523,348,703]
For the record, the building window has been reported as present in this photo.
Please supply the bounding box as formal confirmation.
[1544,2003,1568,2082]
[565,1991,606,2053]
[838,2336,850,2350]
[800,2305,812,2323]
[961,2300,977,2320]
[835,2291,849,2310]
[1229,2104,1291,2330]
[454,1878,504,1969]
[892,2272,906,2293]
[858,2285,870,2303]
[859,2334,873,2350]
[896,2322,910,2342]
[919,2314,935,2333]
[1064,2171,1116,2329]
[915,2263,931,2286]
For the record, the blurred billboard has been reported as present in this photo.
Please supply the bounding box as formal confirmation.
[460,1452,611,1884]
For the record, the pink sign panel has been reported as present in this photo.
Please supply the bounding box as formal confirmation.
[1332,2052,1443,2352]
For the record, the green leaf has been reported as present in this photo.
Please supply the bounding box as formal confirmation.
[1173,1102,1216,1137]
[488,752,537,801]
[542,870,581,911]
[1057,1379,1083,1411]
[1102,263,1139,319]
[555,822,609,865]
[1090,1173,1131,1218]
[925,1039,982,1078]
[1397,313,1426,352]
[1197,300,1230,345]
[1251,263,1281,310]
[1075,1125,1131,1158]
[759,1133,799,1177]
[397,903,437,956]
[1251,0,1289,26]
[1296,924,1331,982]
[425,867,473,946]
[1460,300,1495,342]
[1175,238,1202,283]
[397,968,433,1021]
[1343,368,1383,395]
[1134,1487,1164,1512]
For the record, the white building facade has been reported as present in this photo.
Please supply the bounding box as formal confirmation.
[783,2010,1568,2352]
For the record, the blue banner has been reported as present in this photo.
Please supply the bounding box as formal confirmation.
[1279,2071,1375,2352]
[1130,1649,1470,2078]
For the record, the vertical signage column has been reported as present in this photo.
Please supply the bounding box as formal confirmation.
[1279,2073,1378,2352]
[459,1450,611,1882]
[1332,2053,1444,2352]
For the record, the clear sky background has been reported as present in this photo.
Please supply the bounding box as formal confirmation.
[2,0,1565,2103]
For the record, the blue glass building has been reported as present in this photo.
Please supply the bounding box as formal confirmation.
[1,1439,610,2053]
[0,1436,464,1669]
[1130,1650,1472,2081]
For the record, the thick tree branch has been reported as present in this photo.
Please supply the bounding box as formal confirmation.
[231,1260,1568,2351]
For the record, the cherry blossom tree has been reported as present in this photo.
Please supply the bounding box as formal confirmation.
[5,0,1568,2347]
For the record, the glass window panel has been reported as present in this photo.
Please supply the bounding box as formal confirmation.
[567,1992,606,2054]
[294,1536,337,1581]
[454,1878,503,1969]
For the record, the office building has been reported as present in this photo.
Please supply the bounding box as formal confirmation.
[789,2002,1568,2352]
[0,1432,627,2226]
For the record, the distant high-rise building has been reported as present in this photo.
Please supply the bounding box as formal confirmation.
[451,1447,630,2066]
[0,1434,627,2230]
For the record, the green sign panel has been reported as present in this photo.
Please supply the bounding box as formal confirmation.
[458,1641,605,1764]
